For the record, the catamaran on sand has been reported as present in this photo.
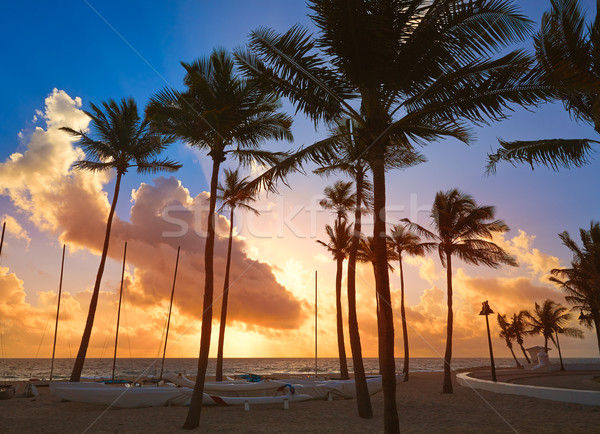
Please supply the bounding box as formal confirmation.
[49,372,399,408]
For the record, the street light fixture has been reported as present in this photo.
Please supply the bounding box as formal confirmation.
[479,300,497,382]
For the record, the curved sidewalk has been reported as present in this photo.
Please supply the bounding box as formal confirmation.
[457,369,600,406]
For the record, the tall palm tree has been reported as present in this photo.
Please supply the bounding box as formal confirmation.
[317,219,353,380]
[319,180,356,380]
[403,189,517,393]
[511,311,532,363]
[237,2,548,429]
[61,98,180,382]
[319,180,356,225]
[389,223,430,381]
[524,299,584,370]
[313,120,423,417]
[315,122,374,416]
[497,314,521,367]
[145,48,292,430]
[551,221,600,355]
[214,168,259,382]
[356,236,398,316]
[487,0,600,172]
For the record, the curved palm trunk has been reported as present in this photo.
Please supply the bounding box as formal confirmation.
[554,331,565,371]
[70,172,122,382]
[518,339,531,363]
[443,252,453,394]
[399,257,409,381]
[335,256,349,379]
[346,171,372,418]
[593,315,600,356]
[183,158,221,430]
[544,336,549,353]
[371,146,399,434]
[216,207,235,381]
[507,342,520,367]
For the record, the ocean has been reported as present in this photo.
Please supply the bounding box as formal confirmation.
[2,357,598,381]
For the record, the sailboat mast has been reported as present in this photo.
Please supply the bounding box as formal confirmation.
[0,221,5,259]
[111,242,127,382]
[49,244,66,382]
[315,270,318,376]
[160,246,180,380]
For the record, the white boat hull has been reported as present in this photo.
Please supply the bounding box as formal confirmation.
[50,382,311,408]
[164,372,291,397]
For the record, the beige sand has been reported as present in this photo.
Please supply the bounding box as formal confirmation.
[0,372,598,433]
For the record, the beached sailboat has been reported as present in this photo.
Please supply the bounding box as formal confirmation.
[0,384,15,400]
[164,372,396,400]
[49,381,312,408]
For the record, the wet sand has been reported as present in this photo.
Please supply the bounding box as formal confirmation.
[0,372,598,433]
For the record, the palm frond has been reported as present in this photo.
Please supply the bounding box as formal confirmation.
[135,158,182,174]
[486,138,597,173]
[72,160,116,172]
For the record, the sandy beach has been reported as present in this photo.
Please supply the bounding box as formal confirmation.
[1,372,598,433]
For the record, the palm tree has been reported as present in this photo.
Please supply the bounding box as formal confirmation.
[524,299,584,370]
[145,48,292,430]
[356,236,398,315]
[60,98,181,382]
[497,314,521,367]
[319,180,356,380]
[214,168,259,382]
[511,311,532,363]
[319,180,356,225]
[551,221,600,355]
[317,219,353,380]
[313,120,423,417]
[389,223,430,381]
[403,189,517,393]
[237,2,548,429]
[487,0,600,173]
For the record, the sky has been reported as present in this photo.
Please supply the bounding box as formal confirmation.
[0,1,599,363]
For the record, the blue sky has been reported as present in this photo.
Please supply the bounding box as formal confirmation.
[1,0,598,282]
[1,0,597,239]
[1,1,599,357]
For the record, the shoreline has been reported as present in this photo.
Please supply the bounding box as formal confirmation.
[1,371,598,433]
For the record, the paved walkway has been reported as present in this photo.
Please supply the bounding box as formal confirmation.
[468,369,600,391]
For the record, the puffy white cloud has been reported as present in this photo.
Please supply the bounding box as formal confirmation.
[1,214,31,246]
[0,90,307,359]
[0,89,109,235]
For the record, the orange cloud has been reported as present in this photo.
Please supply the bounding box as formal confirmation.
[0,90,307,358]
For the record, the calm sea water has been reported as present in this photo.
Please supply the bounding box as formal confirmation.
[1,357,598,381]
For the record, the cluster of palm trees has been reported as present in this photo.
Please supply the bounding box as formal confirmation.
[63,48,293,429]
[497,219,600,370]
[497,299,583,371]
[551,221,600,355]
[318,184,516,396]
[60,0,600,432]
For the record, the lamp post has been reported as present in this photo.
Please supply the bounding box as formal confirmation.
[479,300,497,382]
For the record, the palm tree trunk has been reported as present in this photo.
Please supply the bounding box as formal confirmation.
[183,157,221,430]
[443,252,453,394]
[593,314,600,356]
[507,343,520,367]
[216,207,235,382]
[519,341,531,364]
[346,170,372,419]
[544,336,548,353]
[371,146,399,434]
[70,172,122,382]
[335,256,349,379]
[554,331,565,371]
[399,256,409,381]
